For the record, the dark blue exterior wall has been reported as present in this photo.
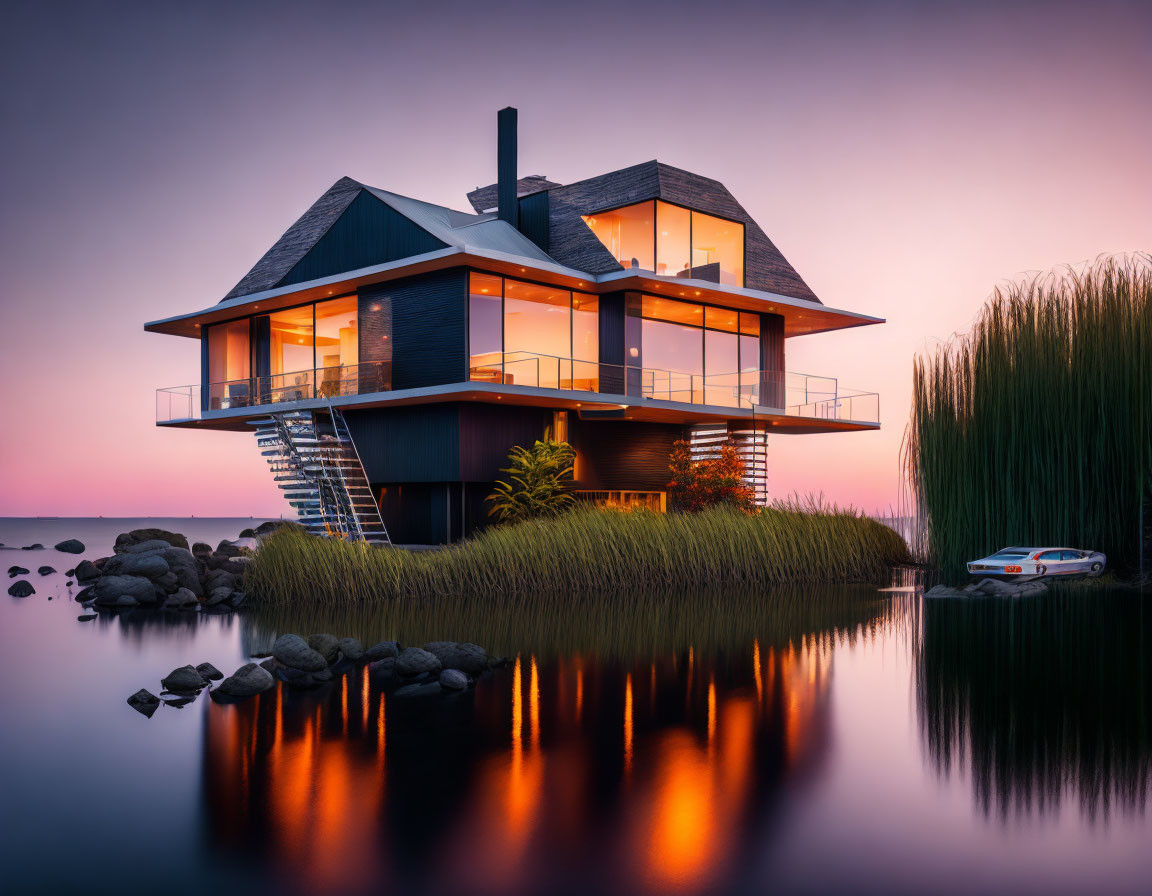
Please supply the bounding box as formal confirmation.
[276,190,446,290]
[343,405,461,483]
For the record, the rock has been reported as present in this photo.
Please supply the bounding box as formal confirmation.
[337,637,364,661]
[66,568,75,576]
[127,689,160,717]
[313,667,333,682]
[115,595,139,607]
[393,682,443,699]
[308,633,341,664]
[163,587,199,609]
[369,657,397,677]
[924,584,967,599]
[203,568,237,592]
[162,695,195,708]
[22,544,43,550]
[74,560,101,583]
[77,614,97,622]
[258,658,277,673]
[976,578,1048,598]
[206,554,252,578]
[191,542,212,558]
[205,586,233,607]
[238,528,257,539]
[8,580,34,597]
[215,663,275,698]
[275,666,315,687]
[395,647,442,677]
[272,634,328,672]
[424,642,489,675]
[159,547,203,596]
[154,571,180,593]
[229,591,246,608]
[37,566,56,576]
[214,540,253,559]
[101,552,170,581]
[75,587,94,604]
[54,539,85,554]
[161,665,207,692]
[8,566,29,577]
[364,641,400,662]
[439,669,469,690]
[255,520,293,537]
[196,662,224,680]
[114,529,189,553]
[92,574,158,607]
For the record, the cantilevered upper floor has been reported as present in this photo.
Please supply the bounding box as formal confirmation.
[147,109,882,433]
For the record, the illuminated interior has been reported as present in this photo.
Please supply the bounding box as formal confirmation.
[468,273,599,390]
[583,200,745,286]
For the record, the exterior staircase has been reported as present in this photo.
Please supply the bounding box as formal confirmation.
[249,405,391,545]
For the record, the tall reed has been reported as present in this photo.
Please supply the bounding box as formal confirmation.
[245,504,911,607]
[904,254,1151,581]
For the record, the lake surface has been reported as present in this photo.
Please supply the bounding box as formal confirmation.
[2,518,1150,895]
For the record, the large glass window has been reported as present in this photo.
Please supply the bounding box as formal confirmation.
[631,295,761,407]
[583,200,744,286]
[581,201,654,270]
[468,273,599,392]
[206,319,250,409]
[315,296,358,396]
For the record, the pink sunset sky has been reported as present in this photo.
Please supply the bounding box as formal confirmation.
[1,0,1149,517]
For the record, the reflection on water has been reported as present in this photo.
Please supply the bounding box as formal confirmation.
[915,589,1152,822]
[205,590,894,895]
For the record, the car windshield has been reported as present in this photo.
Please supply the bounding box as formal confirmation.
[988,551,1029,561]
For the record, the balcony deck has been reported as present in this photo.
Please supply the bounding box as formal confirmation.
[157,356,880,434]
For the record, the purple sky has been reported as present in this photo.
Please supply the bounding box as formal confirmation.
[1,0,1149,516]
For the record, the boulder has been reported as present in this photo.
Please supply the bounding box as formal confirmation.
[258,658,277,673]
[114,595,140,607]
[22,544,43,550]
[54,539,85,554]
[74,560,101,583]
[127,689,160,717]
[154,571,180,593]
[91,574,158,607]
[196,662,224,681]
[272,634,328,672]
[37,566,56,576]
[159,547,203,596]
[395,647,442,677]
[439,669,469,690]
[191,542,213,559]
[393,682,443,699]
[162,695,196,708]
[101,552,170,581]
[229,591,247,608]
[337,637,364,661]
[369,657,397,677]
[8,566,29,577]
[275,665,316,687]
[161,665,207,692]
[976,578,1048,598]
[114,529,189,553]
[213,540,253,559]
[924,584,968,599]
[8,580,35,597]
[215,663,275,698]
[206,554,252,578]
[364,641,400,662]
[423,642,489,675]
[163,587,199,609]
[255,520,294,537]
[75,587,94,604]
[77,614,97,622]
[308,633,341,664]
[204,586,233,607]
[313,667,333,682]
[202,568,237,593]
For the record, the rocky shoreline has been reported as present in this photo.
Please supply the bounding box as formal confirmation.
[128,634,503,717]
[924,578,1049,599]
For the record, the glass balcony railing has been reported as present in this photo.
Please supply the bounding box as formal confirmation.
[156,361,391,423]
[157,354,878,425]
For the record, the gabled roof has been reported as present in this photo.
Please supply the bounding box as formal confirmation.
[223,178,553,301]
[466,175,562,213]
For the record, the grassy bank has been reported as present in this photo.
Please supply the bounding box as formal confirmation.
[905,254,1151,581]
[245,504,911,607]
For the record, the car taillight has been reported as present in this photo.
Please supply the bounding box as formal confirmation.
[1006,565,1022,573]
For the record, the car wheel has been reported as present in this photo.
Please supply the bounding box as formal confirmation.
[1091,562,1102,574]
[1037,564,1046,575]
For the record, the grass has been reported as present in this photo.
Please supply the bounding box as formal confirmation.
[245,503,912,608]
[904,254,1152,582]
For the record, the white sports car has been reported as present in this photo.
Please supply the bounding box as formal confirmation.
[967,547,1107,582]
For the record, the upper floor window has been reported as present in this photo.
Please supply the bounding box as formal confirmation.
[582,200,745,287]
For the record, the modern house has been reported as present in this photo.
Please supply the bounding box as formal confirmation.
[148,108,882,544]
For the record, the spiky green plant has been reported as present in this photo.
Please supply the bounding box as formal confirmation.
[904,254,1152,581]
[245,503,912,607]
[487,431,576,523]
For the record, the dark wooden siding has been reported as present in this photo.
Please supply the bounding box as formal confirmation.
[518,192,550,253]
[598,291,626,395]
[458,403,552,482]
[760,313,785,408]
[569,418,685,491]
[342,405,460,482]
[359,269,467,390]
[276,191,447,290]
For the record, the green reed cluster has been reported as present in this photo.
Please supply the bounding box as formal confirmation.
[905,254,1152,581]
[245,504,911,608]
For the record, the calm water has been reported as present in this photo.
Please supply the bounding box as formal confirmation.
[2,519,1150,896]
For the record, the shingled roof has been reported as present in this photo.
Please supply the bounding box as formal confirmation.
[466,175,562,214]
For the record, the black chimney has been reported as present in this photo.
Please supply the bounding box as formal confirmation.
[497,106,518,228]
